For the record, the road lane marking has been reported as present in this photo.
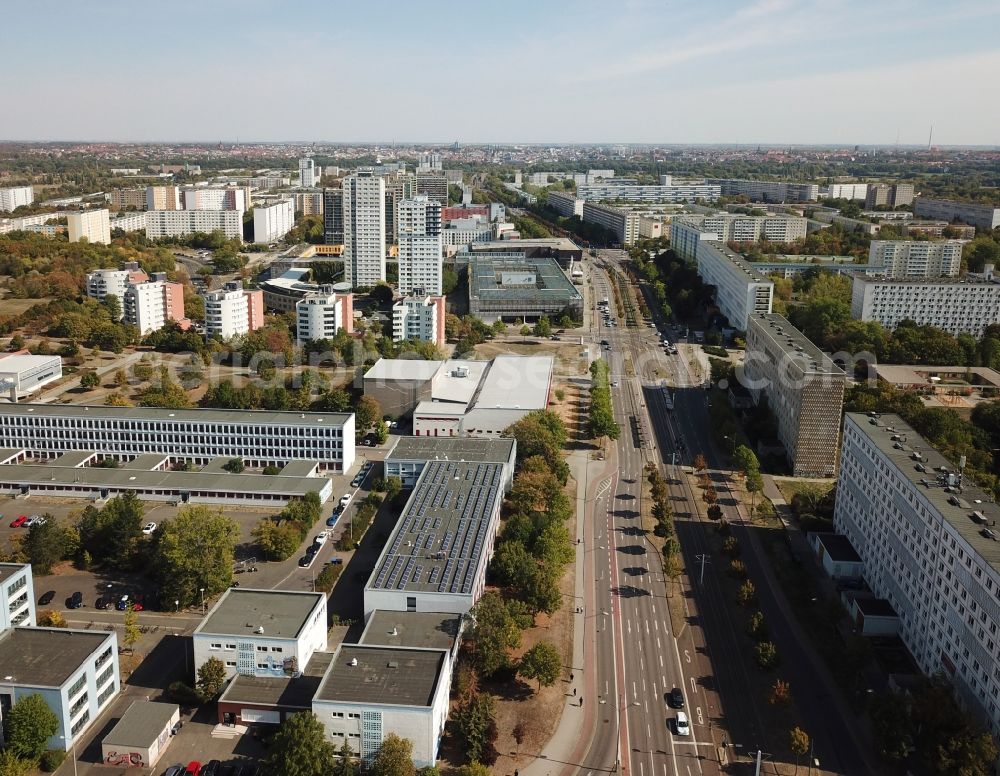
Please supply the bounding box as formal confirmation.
[690,676,698,696]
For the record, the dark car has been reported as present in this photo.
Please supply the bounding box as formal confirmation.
[116,595,131,611]
[96,596,111,610]
[68,591,83,609]
[201,761,222,776]
[38,590,56,606]
[327,557,343,565]
[163,766,185,776]
[298,555,312,567]
[668,687,685,709]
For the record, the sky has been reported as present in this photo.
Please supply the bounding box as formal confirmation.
[2,0,999,146]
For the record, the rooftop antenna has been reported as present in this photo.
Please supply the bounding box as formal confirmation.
[928,125,934,150]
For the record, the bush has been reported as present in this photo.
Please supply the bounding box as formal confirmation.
[262,465,281,476]
[748,610,767,640]
[314,563,343,593]
[737,580,757,606]
[722,536,741,558]
[728,559,747,579]
[40,750,66,772]
[755,641,779,669]
[168,681,205,707]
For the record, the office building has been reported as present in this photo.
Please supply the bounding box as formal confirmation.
[145,209,243,240]
[913,198,1000,231]
[364,459,506,616]
[85,263,149,305]
[0,353,63,401]
[253,199,295,244]
[392,296,446,347]
[299,158,317,188]
[865,183,915,210]
[123,277,187,335]
[67,209,111,245]
[582,203,639,246]
[694,242,774,329]
[0,627,120,751]
[0,404,356,471]
[203,282,265,339]
[577,181,720,203]
[193,589,327,681]
[295,288,354,343]
[415,173,448,204]
[467,253,583,322]
[835,412,1000,733]
[384,436,516,490]
[0,185,33,212]
[108,187,147,211]
[851,274,1000,337]
[0,563,35,630]
[819,183,869,201]
[868,240,963,278]
[323,187,344,245]
[343,171,386,287]
[706,179,819,203]
[741,314,845,477]
[545,191,584,218]
[398,196,443,295]
[145,185,181,211]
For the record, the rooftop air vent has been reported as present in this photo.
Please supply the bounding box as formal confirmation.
[349,657,358,667]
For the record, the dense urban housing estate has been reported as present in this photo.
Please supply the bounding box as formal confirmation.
[693,242,774,330]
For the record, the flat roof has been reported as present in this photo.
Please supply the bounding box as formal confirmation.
[360,612,461,651]
[873,365,1000,389]
[432,360,489,404]
[0,354,60,374]
[0,462,330,498]
[196,589,324,640]
[0,403,351,427]
[814,533,862,563]
[387,436,515,464]
[217,673,323,710]
[367,460,504,595]
[103,702,179,748]
[0,563,29,585]
[122,453,171,470]
[50,451,96,467]
[468,238,581,252]
[469,255,582,303]
[748,313,844,377]
[473,355,553,410]
[704,241,772,284]
[314,645,445,707]
[847,413,1000,570]
[852,274,1000,287]
[854,597,898,618]
[413,401,467,416]
[364,358,443,383]
[0,628,112,688]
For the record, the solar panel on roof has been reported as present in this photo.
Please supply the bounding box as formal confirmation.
[397,558,415,589]
[412,564,423,585]
[428,567,439,585]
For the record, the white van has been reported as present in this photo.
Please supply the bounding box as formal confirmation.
[674,711,690,736]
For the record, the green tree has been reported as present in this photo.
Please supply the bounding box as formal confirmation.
[375,419,389,444]
[869,692,913,763]
[789,727,810,775]
[0,750,32,776]
[469,591,523,676]
[22,517,72,575]
[369,733,415,776]
[442,267,459,295]
[354,395,381,433]
[197,656,227,699]
[263,712,336,776]
[222,457,245,473]
[532,316,552,337]
[456,764,490,776]
[755,641,779,669]
[79,371,100,390]
[4,694,59,759]
[37,610,67,628]
[332,742,359,776]
[77,492,145,570]
[102,293,123,321]
[518,641,562,690]
[452,691,498,765]
[123,604,140,653]
[153,506,239,607]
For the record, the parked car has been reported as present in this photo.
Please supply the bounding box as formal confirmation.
[327,557,343,566]
[96,596,111,610]
[201,761,222,776]
[351,475,364,488]
[668,687,685,709]
[142,522,157,535]
[298,555,312,567]
[185,763,202,776]
[132,594,145,611]
[163,765,185,776]
[314,531,329,546]
[9,515,27,528]
[340,493,352,507]
[326,514,340,527]
[38,590,56,606]
[68,591,83,609]
[116,595,130,611]
[674,711,690,736]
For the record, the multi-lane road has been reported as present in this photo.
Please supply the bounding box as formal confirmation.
[572,250,869,776]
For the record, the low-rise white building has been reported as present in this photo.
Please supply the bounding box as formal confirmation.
[193,589,327,681]
[670,214,808,257]
[295,289,354,344]
[868,240,964,278]
[384,436,516,491]
[391,296,445,347]
[253,199,295,244]
[819,183,869,200]
[145,210,243,240]
[0,563,35,630]
[0,354,63,401]
[68,209,111,245]
[694,241,773,330]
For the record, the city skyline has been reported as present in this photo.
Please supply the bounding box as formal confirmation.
[2,0,999,145]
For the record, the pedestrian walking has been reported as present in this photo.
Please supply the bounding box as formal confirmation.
[580,697,584,707]
[573,687,577,696]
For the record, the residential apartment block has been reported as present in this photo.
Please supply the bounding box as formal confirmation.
[397,196,443,295]
[145,185,181,211]
[295,289,354,344]
[253,199,295,244]
[581,202,639,246]
[181,187,248,212]
[123,276,187,335]
[0,185,33,212]
[392,296,446,347]
[67,209,111,245]
[819,183,869,200]
[343,171,386,287]
[203,282,265,338]
[0,404,356,471]
[323,187,344,245]
[577,181,721,203]
[546,190,584,218]
[868,240,963,278]
[835,412,1000,733]
[865,183,915,210]
[299,158,317,188]
[694,242,774,330]
[145,210,243,240]
[741,314,845,477]
[706,178,819,203]
[913,197,1000,231]
[110,212,148,233]
[108,187,147,211]
[0,563,35,630]
[415,173,448,204]
[85,262,149,306]
[670,214,808,256]
[850,274,1000,337]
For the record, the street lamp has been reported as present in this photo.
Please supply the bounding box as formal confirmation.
[58,735,78,776]
[599,695,640,773]
[199,588,205,614]
[174,600,179,613]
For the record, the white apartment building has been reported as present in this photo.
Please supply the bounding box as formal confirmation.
[203,282,265,339]
[146,185,181,211]
[670,214,808,256]
[546,190,584,218]
[868,240,963,278]
[582,202,640,246]
[670,218,719,262]
[398,196,443,295]
[441,217,492,247]
[193,589,327,681]
[819,183,869,200]
[741,314,845,477]
[850,275,1000,338]
[914,197,1000,231]
[835,412,1000,733]
[343,171,386,287]
[110,212,148,233]
[123,278,186,335]
[707,179,819,203]
[145,210,243,240]
[392,296,446,347]
[67,209,111,245]
[181,187,248,212]
[577,182,721,203]
[85,263,149,305]
[695,242,774,330]
[0,404,356,471]
[0,185,33,212]
[253,199,295,244]
[295,289,354,344]
[0,564,35,630]
[299,158,317,188]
